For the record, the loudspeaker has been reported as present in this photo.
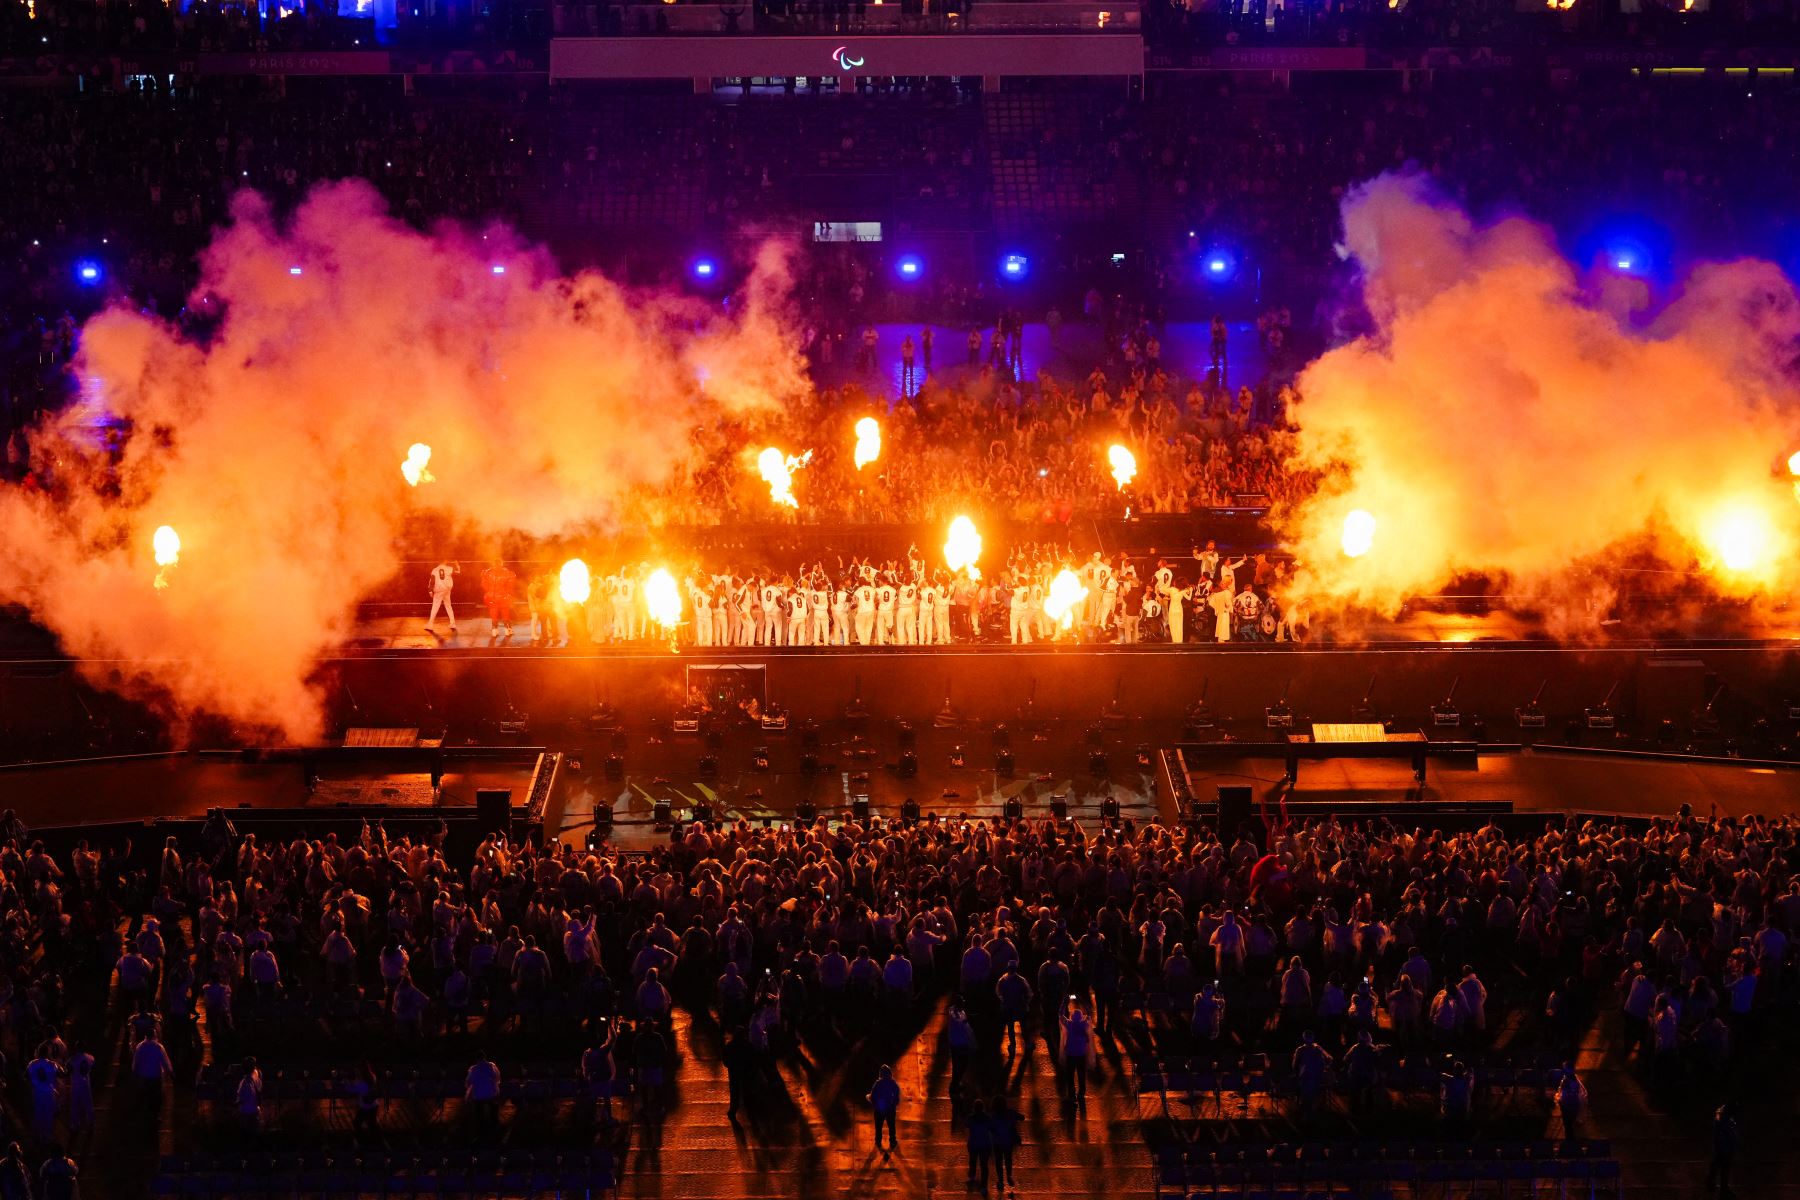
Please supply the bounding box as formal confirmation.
[1217,785,1253,833]
[475,789,512,836]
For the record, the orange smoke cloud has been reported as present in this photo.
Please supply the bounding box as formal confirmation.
[1278,171,1800,625]
[0,181,806,740]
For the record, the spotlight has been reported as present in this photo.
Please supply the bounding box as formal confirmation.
[691,257,718,282]
[895,253,924,281]
[74,260,103,287]
[491,264,506,276]
[1100,796,1121,824]
[1003,796,1023,823]
[591,802,614,834]
[288,266,303,277]
[900,798,921,825]
[1201,247,1238,282]
[1000,253,1029,281]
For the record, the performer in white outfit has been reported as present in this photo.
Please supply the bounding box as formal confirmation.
[810,582,831,646]
[1166,583,1191,644]
[832,587,851,646]
[854,582,876,646]
[876,581,897,646]
[897,582,919,646]
[426,561,459,634]
[787,587,809,646]
[1210,585,1235,643]
[760,581,782,646]
[693,584,713,647]
[1009,582,1032,645]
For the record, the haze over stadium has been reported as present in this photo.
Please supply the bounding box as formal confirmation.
[4,6,1800,1200]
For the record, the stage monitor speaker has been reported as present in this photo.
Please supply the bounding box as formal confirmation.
[475,789,512,836]
[1217,785,1253,834]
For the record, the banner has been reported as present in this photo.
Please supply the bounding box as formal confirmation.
[550,33,1143,80]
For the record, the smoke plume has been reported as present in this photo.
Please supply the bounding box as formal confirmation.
[0,181,805,741]
[1279,171,1800,628]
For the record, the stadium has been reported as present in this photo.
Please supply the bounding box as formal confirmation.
[1,0,1800,1195]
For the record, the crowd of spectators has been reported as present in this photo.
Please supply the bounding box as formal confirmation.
[648,320,1306,528]
[0,795,1788,1189]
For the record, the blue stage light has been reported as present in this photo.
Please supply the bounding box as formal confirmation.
[74,260,103,286]
[1000,253,1029,281]
[896,254,924,281]
[692,258,718,281]
[1201,247,1240,282]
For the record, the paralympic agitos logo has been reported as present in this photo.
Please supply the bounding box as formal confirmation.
[832,44,865,70]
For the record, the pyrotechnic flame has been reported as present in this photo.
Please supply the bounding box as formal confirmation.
[644,568,682,628]
[401,442,434,487]
[1341,509,1377,558]
[1705,505,1773,574]
[757,446,812,508]
[944,515,983,580]
[152,525,181,590]
[854,417,881,471]
[559,558,591,605]
[1107,444,1137,491]
[1043,568,1089,631]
